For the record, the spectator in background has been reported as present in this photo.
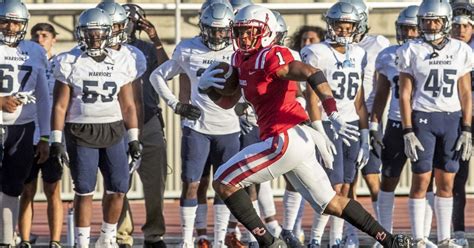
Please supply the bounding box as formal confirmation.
[289,25,326,52]
[117,4,170,248]
[18,23,62,248]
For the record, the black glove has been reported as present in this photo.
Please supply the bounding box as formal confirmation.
[234,102,250,116]
[240,117,254,136]
[128,140,142,161]
[175,102,201,120]
[50,142,69,167]
[370,129,385,158]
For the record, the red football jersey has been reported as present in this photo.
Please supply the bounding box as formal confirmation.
[232,45,309,140]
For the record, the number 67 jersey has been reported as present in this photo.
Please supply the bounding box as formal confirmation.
[53,48,137,123]
[397,39,473,112]
[301,42,367,122]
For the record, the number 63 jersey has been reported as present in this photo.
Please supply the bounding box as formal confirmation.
[53,48,136,124]
[301,42,367,122]
[397,38,473,112]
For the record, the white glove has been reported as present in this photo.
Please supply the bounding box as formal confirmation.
[328,112,360,146]
[455,131,472,161]
[13,91,36,104]
[198,62,226,91]
[357,129,370,169]
[403,131,425,161]
[310,120,337,156]
[306,125,334,170]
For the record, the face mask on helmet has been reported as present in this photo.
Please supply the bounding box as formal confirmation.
[109,19,128,46]
[327,20,359,45]
[396,24,419,44]
[419,16,450,41]
[200,24,231,51]
[232,21,269,53]
[0,17,27,46]
[76,26,111,57]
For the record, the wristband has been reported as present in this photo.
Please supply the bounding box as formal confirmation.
[461,125,471,132]
[369,122,379,132]
[402,128,413,135]
[40,136,49,142]
[127,128,139,142]
[50,130,62,143]
[321,98,337,116]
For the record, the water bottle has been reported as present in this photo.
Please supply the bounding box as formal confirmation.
[67,207,74,246]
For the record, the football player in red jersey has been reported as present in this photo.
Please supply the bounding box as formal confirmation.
[198,5,413,248]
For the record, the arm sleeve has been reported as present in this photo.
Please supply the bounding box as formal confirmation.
[149,59,184,110]
[396,44,413,75]
[35,66,51,136]
[264,46,295,76]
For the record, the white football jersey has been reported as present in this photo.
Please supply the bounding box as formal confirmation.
[358,35,390,112]
[301,41,367,122]
[54,48,136,124]
[469,38,474,116]
[0,41,50,136]
[397,38,473,112]
[109,44,147,80]
[375,45,401,121]
[152,36,239,135]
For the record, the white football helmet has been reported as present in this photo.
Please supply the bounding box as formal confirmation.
[272,10,288,46]
[396,5,419,44]
[231,4,278,54]
[97,1,129,46]
[417,0,452,41]
[199,3,234,51]
[325,2,361,45]
[75,8,112,57]
[0,0,29,46]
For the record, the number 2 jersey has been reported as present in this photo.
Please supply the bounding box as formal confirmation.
[0,40,50,136]
[301,41,367,122]
[232,45,308,140]
[375,45,401,121]
[53,48,137,124]
[397,38,473,112]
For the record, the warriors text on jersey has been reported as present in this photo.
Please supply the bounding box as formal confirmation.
[232,45,308,140]
[301,41,367,122]
[0,40,50,136]
[375,45,401,121]
[53,48,136,123]
[397,38,473,112]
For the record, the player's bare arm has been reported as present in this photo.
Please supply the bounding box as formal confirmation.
[119,82,139,130]
[305,86,322,122]
[355,86,369,129]
[51,80,71,132]
[370,74,391,124]
[399,72,414,129]
[458,72,472,127]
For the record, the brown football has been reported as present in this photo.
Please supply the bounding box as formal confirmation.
[212,62,240,96]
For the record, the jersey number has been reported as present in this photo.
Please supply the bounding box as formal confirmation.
[276,52,285,65]
[423,69,456,97]
[332,71,359,100]
[82,80,117,103]
[0,64,32,93]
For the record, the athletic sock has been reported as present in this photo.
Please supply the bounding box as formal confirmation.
[75,227,91,247]
[283,190,302,230]
[180,199,198,244]
[330,216,344,245]
[214,204,231,247]
[408,198,425,240]
[424,192,434,238]
[258,181,277,218]
[378,191,395,232]
[195,203,208,231]
[434,196,453,242]
[310,211,329,243]
[100,222,117,240]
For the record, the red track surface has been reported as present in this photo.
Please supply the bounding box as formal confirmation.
[30,196,474,237]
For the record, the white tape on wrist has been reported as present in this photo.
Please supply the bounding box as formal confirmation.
[51,130,62,143]
[127,128,139,142]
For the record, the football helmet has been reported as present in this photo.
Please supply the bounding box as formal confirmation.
[200,3,234,51]
[231,4,278,54]
[97,1,128,46]
[417,0,452,41]
[75,8,112,57]
[0,0,29,46]
[122,3,145,42]
[199,0,232,16]
[450,0,473,25]
[339,0,369,35]
[230,0,253,14]
[325,2,361,45]
[272,10,288,46]
[395,5,419,44]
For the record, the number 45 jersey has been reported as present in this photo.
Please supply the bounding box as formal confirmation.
[397,38,473,112]
[301,42,367,122]
[53,48,137,124]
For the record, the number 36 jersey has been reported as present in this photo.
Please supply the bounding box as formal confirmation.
[397,38,473,112]
[54,48,136,124]
[301,42,367,122]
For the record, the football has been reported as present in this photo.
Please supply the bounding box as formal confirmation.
[211,62,240,97]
